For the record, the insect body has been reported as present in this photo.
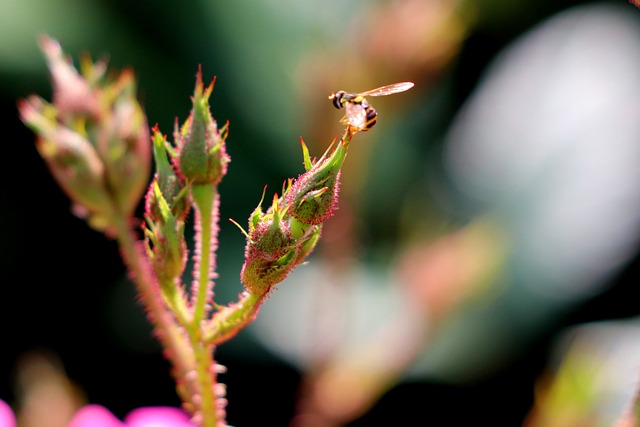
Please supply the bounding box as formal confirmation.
[328,82,414,132]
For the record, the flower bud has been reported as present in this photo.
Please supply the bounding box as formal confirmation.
[292,223,322,265]
[240,193,299,294]
[18,96,115,230]
[146,128,189,222]
[249,194,295,260]
[238,137,351,294]
[143,129,190,282]
[19,36,151,234]
[176,67,229,186]
[144,181,187,282]
[284,138,347,225]
[39,36,100,121]
[240,249,299,295]
[99,70,151,220]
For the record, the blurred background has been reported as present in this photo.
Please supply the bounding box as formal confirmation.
[3,0,640,426]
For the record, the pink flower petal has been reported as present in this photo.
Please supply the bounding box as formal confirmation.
[68,405,126,427]
[124,407,194,427]
[0,400,16,427]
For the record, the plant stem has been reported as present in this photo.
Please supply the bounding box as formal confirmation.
[191,183,217,323]
[159,276,193,327]
[188,335,218,427]
[188,183,220,427]
[111,213,194,401]
[208,291,264,345]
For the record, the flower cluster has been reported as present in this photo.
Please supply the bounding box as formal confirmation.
[143,68,230,289]
[139,68,231,425]
[18,36,150,235]
[17,34,380,427]
[239,137,348,296]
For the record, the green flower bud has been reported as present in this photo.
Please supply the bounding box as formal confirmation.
[240,247,299,295]
[284,138,347,225]
[146,128,189,222]
[239,193,301,294]
[176,68,229,185]
[247,194,295,261]
[293,223,322,265]
[144,181,187,282]
[237,137,351,294]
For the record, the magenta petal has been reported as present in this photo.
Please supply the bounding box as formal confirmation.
[0,400,16,427]
[68,405,126,427]
[124,407,194,427]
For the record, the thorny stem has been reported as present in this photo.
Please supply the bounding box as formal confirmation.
[208,291,264,346]
[192,183,217,323]
[187,331,218,427]
[158,276,193,327]
[189,182,220,427]
[110,213,194,404]
[22,35,378,426]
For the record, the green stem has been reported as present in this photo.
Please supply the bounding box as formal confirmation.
[188,182,219,427]
[188,334,218,427]
[342,127,354,148]
[191,183,216,323]
[207,291,264,345]
[159,277,193,327]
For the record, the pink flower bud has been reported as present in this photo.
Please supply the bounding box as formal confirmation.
[19,36,151,234]
[99,69,151,220]
[0,400,16,427]
[66,404,195,427]
[38,36,100,121]
[18,96,115,230]
[69,405,125,427]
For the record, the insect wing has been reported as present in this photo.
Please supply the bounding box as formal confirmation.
[359,82,414,97]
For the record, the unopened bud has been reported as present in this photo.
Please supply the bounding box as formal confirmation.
[39,36,100,121]
[101,70,151,220]
[176,67,229,186]
[248,194,295,261]
[284,138,347,225]
[239,193,299,294]
[292,223,322,265]
[146,128,189,222]
[18,96,115,230]
[19,36,150,234]
[144,181,187,282]
[240,249,299,295]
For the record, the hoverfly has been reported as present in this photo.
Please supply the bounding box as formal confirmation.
[328,82,414,132]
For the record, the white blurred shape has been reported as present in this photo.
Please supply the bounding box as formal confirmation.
[445,3,640,298]
[250,262,407,369]
[549,319,640,426]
